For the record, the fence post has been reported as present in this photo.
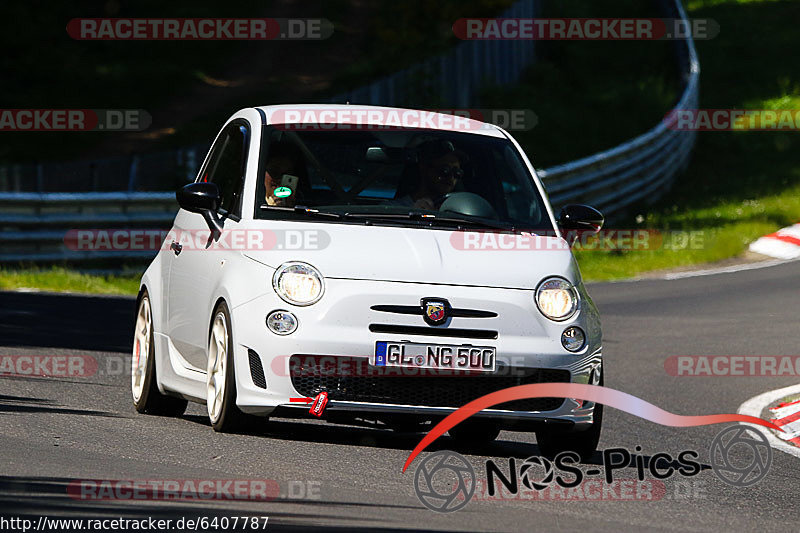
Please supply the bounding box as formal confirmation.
[36,163,44,193]
[89,162,98,191]
[186,149,196,182]
[13,164,21,192]
[127,154,140,192]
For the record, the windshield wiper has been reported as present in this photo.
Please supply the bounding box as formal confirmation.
[260,205,526,232]
[419,214,519,232]
[259,204,347,219]
[342,211,521,232]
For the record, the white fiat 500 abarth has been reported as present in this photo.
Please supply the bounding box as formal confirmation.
[131,105,605,459]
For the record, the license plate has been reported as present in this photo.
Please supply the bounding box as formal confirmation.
[373,341,496,372]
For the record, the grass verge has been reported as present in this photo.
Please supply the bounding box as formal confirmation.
[497,0,800,281]
[575,182,800,280]
[0,267,140,296]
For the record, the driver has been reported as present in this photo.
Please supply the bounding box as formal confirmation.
[397,139,465,210]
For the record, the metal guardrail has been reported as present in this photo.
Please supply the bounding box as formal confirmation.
[0,0,698,264]
[0,146,204,194]
[539,0,699,214]
[0,193,176,262]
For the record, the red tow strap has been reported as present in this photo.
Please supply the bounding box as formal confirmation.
[309,391,329,417]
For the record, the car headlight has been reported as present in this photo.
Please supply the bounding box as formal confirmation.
[272,262,324,306]
[535,277,579,321]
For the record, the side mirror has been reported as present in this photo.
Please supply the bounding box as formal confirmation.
[558,204,604,232]
[176,182,223,237]
[558,204,604,246]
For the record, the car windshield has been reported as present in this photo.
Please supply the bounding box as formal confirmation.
[254,126,552,232]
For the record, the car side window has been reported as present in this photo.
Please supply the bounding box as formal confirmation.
[199,122,249,217]
[497,145,542,226]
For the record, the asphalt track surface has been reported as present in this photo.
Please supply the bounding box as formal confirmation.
[1,260,799,532]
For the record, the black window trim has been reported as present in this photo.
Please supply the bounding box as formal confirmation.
[194,118,252,222]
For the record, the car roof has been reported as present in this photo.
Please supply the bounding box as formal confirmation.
[253,104,507,138]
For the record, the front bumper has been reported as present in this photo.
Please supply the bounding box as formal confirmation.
[229,278,603,429]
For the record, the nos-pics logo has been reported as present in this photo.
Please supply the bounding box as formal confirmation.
[413,425,772,512]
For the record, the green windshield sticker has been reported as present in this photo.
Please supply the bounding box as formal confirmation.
[274,187,293,198]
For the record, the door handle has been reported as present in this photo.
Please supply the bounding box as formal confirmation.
[170,241,182,255]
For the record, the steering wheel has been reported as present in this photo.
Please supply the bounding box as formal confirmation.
[438,192,499,220]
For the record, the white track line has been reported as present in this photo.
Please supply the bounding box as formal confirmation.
[603,225,800,283]
[598,258,795,284]
[738,383,800,459]
[661,258,791,280]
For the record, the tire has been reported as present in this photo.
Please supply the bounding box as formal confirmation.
[448,418,501,447]
[536,404,603,462]
[206,301,253,432]
[131,291,188,416]
[387,416,430,434]
[537,369,604,462]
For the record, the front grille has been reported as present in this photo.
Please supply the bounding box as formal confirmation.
[369,324,498,340]
[289,355,569,412]
[248,349,267,389]
[370,304,497,318]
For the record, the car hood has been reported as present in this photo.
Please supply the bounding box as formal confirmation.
[241,220,577,290]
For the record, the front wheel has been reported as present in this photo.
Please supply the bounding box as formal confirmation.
[536,403,603,462]
[131,291,187,416]
[448,418,501,447]
[207,301,253,432]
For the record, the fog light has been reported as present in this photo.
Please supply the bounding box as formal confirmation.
[561,326,585,352]
[266,310,298,335]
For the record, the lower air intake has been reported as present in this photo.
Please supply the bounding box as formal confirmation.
[248,349,267,389]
